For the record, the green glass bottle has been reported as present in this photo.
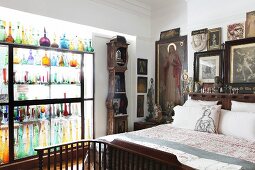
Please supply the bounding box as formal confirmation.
[17,126,26,158]
[33,124,39,155]
[15,23,22,44]
[0,20,6,42]
[87,39,94,52]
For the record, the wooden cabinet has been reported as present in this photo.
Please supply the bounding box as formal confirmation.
[106,36,129,135]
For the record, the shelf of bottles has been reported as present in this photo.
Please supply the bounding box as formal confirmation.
[0,45,8,103]
[13,102,81,159]
[13,47,81,100]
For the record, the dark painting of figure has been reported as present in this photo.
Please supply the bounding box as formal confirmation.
[232,45,255,83]
[156,36,187,111]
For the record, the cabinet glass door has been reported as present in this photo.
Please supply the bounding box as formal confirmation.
[13,48,50,100]
[50,52,81,99]
[84,100,93,139]
[0,45,8,103]
[14,105,51,159]
[0,105,9,164]
[83,54,93,99]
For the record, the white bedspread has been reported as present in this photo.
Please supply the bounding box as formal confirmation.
[100,124,255,170]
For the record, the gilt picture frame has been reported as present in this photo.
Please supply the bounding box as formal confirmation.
[225,37,255,93]
[208,27,221,50]
[155,36,187,111]
[137,77,147,93]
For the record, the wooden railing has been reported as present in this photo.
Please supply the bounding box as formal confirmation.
[35,139,193,170]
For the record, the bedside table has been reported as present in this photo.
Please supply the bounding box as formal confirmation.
[134,121,159,131]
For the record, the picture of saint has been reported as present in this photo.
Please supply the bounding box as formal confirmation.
[246,11,255,38]
[227,23,245,40]
[156,36,187,111]
[231,45,255,83]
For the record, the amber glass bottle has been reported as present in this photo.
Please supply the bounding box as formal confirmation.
[6,22,14,43]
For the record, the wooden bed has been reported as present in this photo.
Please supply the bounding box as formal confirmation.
[35,93,255,170]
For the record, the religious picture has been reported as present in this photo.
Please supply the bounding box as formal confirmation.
[227,23,245,40]
[156,36,187,111]
[137,58,148,75]
[194,50,223,84]
[246,10,255,38]
[208,28,221,50]
[230,43,255,83]
[191,28,208,52]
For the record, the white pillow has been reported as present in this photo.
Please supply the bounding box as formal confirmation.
[218,109,255,141]
[172,105,221,133]
[231,100,255,113]
[183,99,218,107]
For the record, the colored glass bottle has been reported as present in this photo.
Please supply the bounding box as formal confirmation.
[42,51,50,66]
[69,54,78,67]
[13,48,21,64]
[0,130,3,162]
[87,39,94,52]
[51,55,57,66]
[0,20,6,41]
[33,124,39,155]
[39,27,50,47]
[15,23,22,44]
[28,124,34,156]
[69,40,75,50]
[60,34,69,49]
[27,50,34,65]
[51,33,59,48]
[77,39,84,51]
[24,125,30,155]
[21,26,27,45]
[63,93,69,116]
[2,130,9,163]
[17,126,26,159]
[58,54,64,67]
[6,22,14,43]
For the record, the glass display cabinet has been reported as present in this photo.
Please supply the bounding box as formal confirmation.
[0,42,94,165]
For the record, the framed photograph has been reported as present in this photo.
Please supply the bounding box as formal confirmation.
[137,77,147,93]
[137,58,148,75]
[225,37,255,93]
[155,36,187,111]
[208,27,221,50]
[194,50,224,83]
[160,28,180,40]
[191,28,208,52]
[137,95,144,117]
[227,23,245,40]
[246,10,255,38]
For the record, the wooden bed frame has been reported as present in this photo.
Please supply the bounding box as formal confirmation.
[36,93,255,170]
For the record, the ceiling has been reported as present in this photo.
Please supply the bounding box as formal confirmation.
[135,0,174,10]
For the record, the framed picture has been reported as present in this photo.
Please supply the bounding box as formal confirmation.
[194,50,224,83]
[137,95,144,117]
[225,37,255,93]
[191,28,208,52]
[137,77,147,93]
[160,28,180,40]
[112,98,120,114]
[227,23,245,40]
[137,58,148,75]
[245,10,255,38]
[155,36,187,111]
[208,27,221,50]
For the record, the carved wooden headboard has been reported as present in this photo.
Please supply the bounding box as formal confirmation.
[189,93,255,110]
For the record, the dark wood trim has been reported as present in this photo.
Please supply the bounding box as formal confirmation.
[189,92,255,110]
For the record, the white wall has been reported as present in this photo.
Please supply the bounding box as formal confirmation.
[0,0,153,137]
[187,0,255,75]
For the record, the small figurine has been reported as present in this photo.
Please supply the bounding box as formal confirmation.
[214,76,223,93]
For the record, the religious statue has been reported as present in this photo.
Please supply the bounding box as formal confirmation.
[146,78,155,121]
